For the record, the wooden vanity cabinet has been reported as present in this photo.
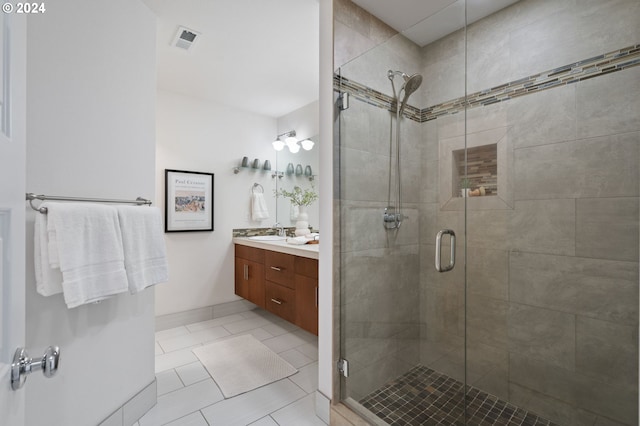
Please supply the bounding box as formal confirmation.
[234,243,318,335]
[234,245,265,308]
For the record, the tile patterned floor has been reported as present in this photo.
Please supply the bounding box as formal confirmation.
[360,365,561,426]
[138,308,325,426]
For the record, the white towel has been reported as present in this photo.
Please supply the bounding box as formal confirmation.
[33,203,63,296]
[46,211,60,269]
[48,203,129,308]
[251,193,269,221]
[116,206,169,294]
[286,236,308,245]
[290,203,299,222]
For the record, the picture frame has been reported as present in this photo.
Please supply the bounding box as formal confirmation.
[165,169,214,232]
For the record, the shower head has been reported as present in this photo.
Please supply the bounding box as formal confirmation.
[401,73,422,97]
[398,73,423,113]
[387,70,423,113]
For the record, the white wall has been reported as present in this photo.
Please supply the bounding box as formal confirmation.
[25,1,157,425]
[155,90,278,316]
[278,100,320,141]
[318,0,334,407]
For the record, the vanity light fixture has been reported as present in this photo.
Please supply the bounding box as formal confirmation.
[272,130,306,153]
[272,130,296,152]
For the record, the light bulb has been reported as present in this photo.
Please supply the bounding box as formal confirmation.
[300,139,314,150]
[288,143,301,153]
[272,140,285,151]
[284,135,298,147]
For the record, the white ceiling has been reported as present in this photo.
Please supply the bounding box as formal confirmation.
[351,0,521,47]
[141,0,320,119]
[141,0,519,119]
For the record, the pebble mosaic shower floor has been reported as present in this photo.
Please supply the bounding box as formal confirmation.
[360,365,561,426]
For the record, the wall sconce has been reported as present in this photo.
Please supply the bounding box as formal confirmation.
[272,130,314,153]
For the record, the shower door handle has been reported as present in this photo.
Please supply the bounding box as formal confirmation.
[435,229,456,273]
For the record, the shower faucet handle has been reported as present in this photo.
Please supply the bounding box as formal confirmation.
[383,207,408,229]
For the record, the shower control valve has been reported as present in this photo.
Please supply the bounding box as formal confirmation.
[383,207,404,229]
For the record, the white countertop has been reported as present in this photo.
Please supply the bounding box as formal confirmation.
[233,237,319,260]
[233,237,320,259]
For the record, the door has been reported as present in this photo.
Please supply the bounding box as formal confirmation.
[0,12,27,426]
[336,19,469,421]
[335,1,470,422]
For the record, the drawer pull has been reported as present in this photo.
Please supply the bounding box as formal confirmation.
[270,298,283,305]
[270,266,282,272]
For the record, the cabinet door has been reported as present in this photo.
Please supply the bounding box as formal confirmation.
[295,275,318,335]
[234,258,249,300]
[235,257,265,308]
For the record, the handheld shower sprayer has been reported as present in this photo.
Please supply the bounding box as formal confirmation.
[384,70,423,230]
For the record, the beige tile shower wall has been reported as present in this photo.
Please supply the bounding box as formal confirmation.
[333,0,397,71]
[427,0,640,97]
[337,0,638,423]
[418,0,639,425]
[335,0,424,103]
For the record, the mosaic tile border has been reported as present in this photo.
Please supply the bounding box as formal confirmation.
[360,365,561,426]
[334,75,423,122]
[232,227,295,237]
[335,44,640,123]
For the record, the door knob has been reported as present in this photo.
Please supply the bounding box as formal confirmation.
[11,346,61,390]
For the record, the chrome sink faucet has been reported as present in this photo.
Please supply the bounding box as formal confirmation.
[272,223,285,236]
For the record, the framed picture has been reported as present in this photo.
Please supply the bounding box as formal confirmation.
[165,169,214,232]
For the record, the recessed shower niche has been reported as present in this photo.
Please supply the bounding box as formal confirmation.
[439,126,513,210]
[452,143,498,197]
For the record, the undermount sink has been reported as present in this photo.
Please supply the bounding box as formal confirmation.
[247,235,287,241]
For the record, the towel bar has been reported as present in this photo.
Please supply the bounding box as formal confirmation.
[26,193,152,214]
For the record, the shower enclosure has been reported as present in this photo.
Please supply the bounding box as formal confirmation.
[335,0,639,425]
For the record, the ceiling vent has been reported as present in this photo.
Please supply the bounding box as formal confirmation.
[171,26,201,52]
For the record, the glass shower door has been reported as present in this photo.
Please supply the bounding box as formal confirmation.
[335,2,468,421]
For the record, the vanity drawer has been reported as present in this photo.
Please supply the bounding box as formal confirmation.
[265,281,295,323]
[295,256,318,279]
[235,244,264,264]
[265,251,295,289]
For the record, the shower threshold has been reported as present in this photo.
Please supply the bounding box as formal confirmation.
[358,365,561,426]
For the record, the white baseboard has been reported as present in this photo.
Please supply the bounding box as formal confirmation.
[155,299,256,331]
